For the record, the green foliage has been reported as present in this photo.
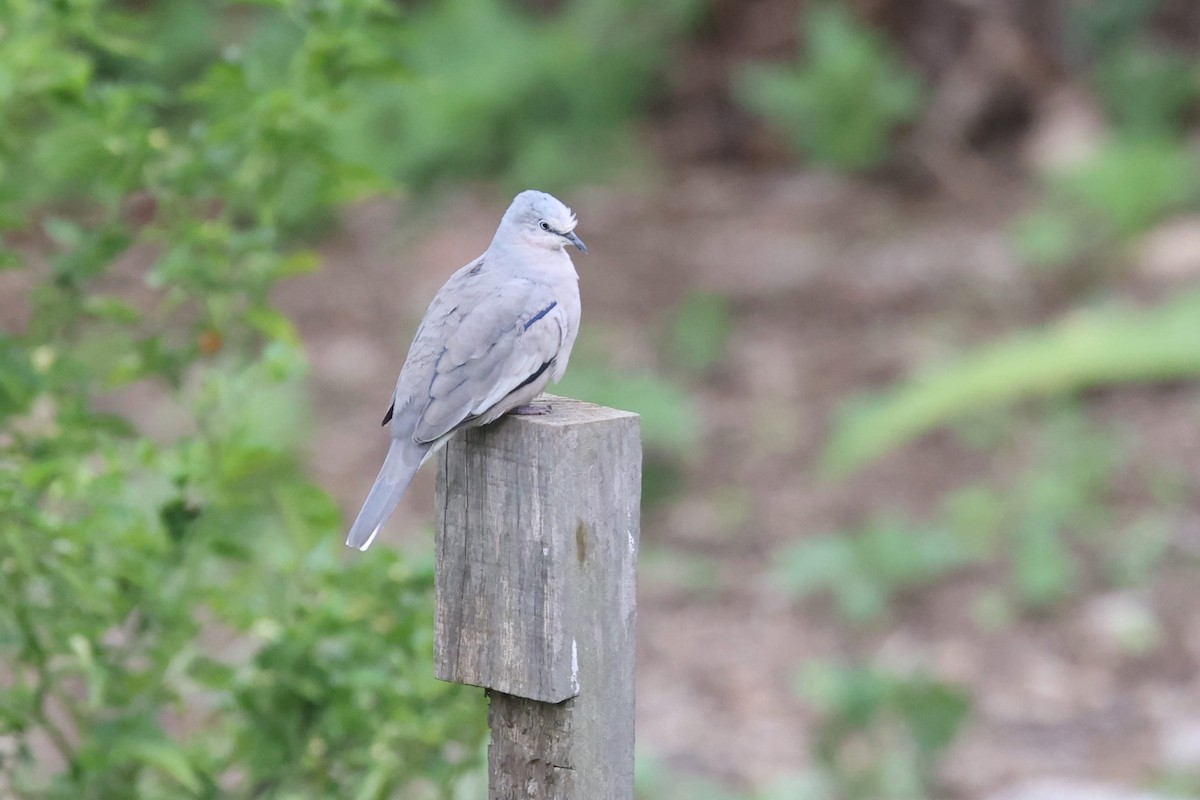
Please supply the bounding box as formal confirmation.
[971,411,1174,611]
[798,662,970,800]
[1013,137,1200,268]
[1067,0,1159,53]
[1154,771,1200,800]
[822,289,1200,475]
[639,545,723,595]
[635,757,744,800]
[556,362,700,455]
[1105,513,1174,588]
[734,3,922,171]
[331,0,706,189]
[636,753,819,800]
[771,516,984,624]
[554,327,701,456]
[1058,138,1198,235]
[1068,0,1200,137]
[1010,208,1083,270]
[1017,1,1200,269]
[222,548,484,797]
[790,407,1169,619]
[1074,135,1195,232]
[667,291,733,377]
[1091,46,1200,137]
[1004,412,1115,607]
[0,1,485,796]
[820,406,1168,617]
[556,300,723,506]
[555,354,700,507]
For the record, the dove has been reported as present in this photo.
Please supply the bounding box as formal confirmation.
[345,190,586,551]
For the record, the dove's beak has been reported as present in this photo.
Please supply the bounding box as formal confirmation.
[563,231,587,254]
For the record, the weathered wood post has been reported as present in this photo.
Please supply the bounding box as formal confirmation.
[434,395,641,800]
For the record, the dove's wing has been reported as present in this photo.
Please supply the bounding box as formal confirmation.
[406,275,570,445]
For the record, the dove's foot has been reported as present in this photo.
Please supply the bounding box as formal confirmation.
[511,403,552,416]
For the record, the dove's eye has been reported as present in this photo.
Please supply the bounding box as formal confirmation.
[538,221,551,232]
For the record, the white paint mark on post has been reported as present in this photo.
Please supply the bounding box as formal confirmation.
[571,637,580,694]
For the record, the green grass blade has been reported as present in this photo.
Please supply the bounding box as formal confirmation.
[823,290,1200,474]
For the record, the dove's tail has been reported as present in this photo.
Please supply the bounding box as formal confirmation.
[345,439,423,551]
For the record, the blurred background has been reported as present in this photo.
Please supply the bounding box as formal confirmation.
[3,0,1200,798]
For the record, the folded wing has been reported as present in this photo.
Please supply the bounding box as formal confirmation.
[412,280,567,445]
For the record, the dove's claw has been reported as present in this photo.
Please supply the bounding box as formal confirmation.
[511,404,552,416]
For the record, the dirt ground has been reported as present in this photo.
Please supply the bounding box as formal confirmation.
[273,160,1200,798]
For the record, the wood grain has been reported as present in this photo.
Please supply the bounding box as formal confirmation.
[435,394,641,799]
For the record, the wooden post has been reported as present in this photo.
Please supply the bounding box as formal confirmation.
[434,395,641,800]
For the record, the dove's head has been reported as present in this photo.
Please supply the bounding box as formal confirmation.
[501,190,587,254]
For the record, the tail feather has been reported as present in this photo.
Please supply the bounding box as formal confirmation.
[345,439,423,551]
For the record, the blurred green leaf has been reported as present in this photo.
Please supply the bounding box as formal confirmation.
[892,679,971,755]
[275,249,322,277]
[1013,137,1200,270]
[797,661,970,800]
[1066,0,1160,54]
[246,306,302,345]
[1055,137,1199,237]
[1068,0,1198,137]
[1106,514,1173,587]
[556,365,700,454]
[115,733,204,794]
[635,754,747,800]
[330,0,704,189]
[1013,516,1077,608]
[668,291,733,376]
[772,517,982,625]
[939,485,1005,552]
[1093,44,1200,136]
[772,533,856,597]
[823,289,1200,475]
[1011,208,1085,269]
[640,546,723,595]
[82,296,142,324]
[735,3,922,171]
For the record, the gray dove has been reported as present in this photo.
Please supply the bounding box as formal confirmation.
[345,190,586,551]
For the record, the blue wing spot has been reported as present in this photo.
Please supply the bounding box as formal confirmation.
[524,302,558,331]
